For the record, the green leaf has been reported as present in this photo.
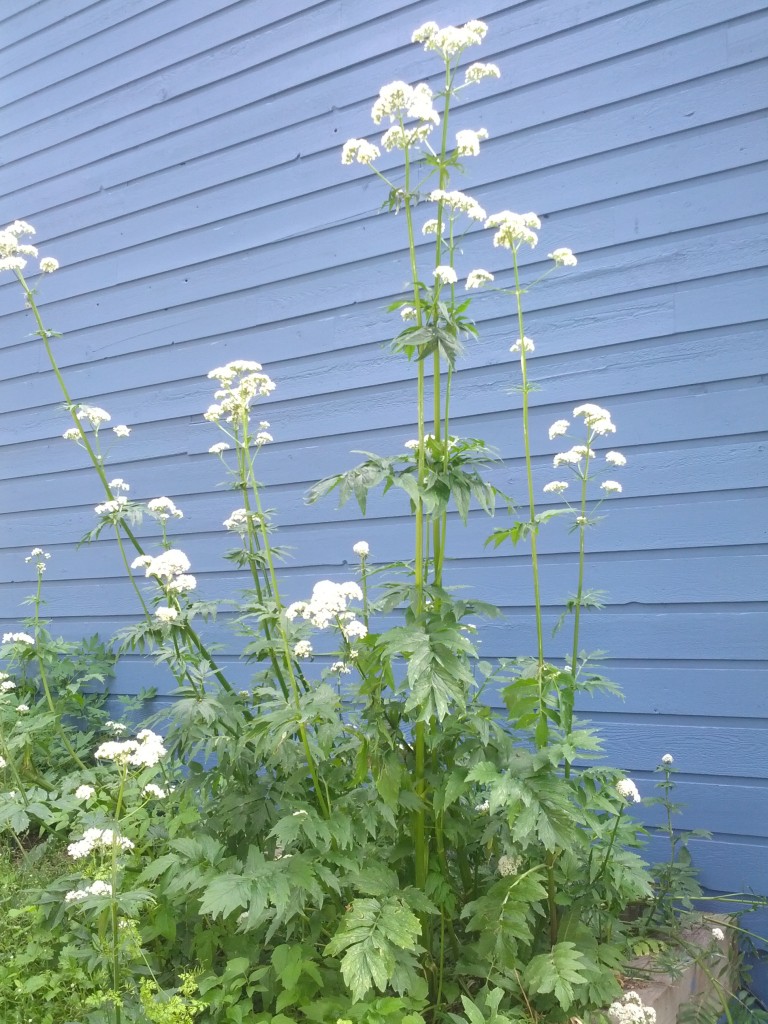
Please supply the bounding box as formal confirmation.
[522,942,589,1011]
[198,874,252,918]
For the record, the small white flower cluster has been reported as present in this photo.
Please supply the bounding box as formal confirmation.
[0,676,15,691]
[24,546,51,572]
[330,661,352,674]
[456,127,489,156]
[0,756,6,768]
[464,62,501,84]
[133,549,192,584]
[205,361,276,424]
[543,481,569,494]
[223,508,254,532]
[106,720,127,733]
[142,783,167,799]
[412,19,488,60]
[0,220,58,274]
[75,784,95,800]
[94,728,167,768]
[510,336,534,355]
[429,189,486,221]
[286,580,366,639]
[341,138,381,165]
[154,606,178,624]
[113,424,131,437]
[712,926,725,942]
[65,880,113,902]
[209,441,231,454]
[2,632,34,645]
[497,854,522,877]
[546,405,626,496]
[661,753,674,765]
[94,497,128,517]
[371,80,439,127]
[76,405,111,429]
[16,703,30,713]
[421,219,443,236]
[465,268,494,289]
[109,478,130,492]
[293,640,313,660]
[352,541,369,557]
[67,828,135,860]
[147,497,183,520]
[616,778,642,804]
[433,265,457,285]
[548,420,569,440]
[485,210,540,249]
[548,247,577,267]
[607,991,656,1024]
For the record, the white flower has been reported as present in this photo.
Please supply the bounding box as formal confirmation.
[404,439,420,450]
[608,991,656,1024]
[154,606,178,623]
[465,268,494,289]
[553,448,585,467]
[0,756,5,769]
[371,81,439,126]
[75,785,95,800]
[62,427,80,440]
[548,247,577,267]
[255,431,273,445]
[573,402,613,427]
[168,574,197,593]
[144,549,191,580]
[475,800,490,813]
[147,496,183,520]
[341,138,380,164]
[342,619,367,641]
[661,753,674,765]
[433,265,458,285]
[288,580,363,630]
[605,451,626,467]
[75,405,111,429]
[293,640,313,659]
[548,419,570,440]
[400,305,417,321]
[2,632,34,645]
[207,360,263,383]
[497,854,522,877]
[455,127,489,156]
[464,61,501,84]
[105,720,127,733]
[108,478,130,492]
[421,219,442,236]
[112,424,131,437]
[353,541,369,557]
[259,420,270,430]
[0,256,26,271]
[67,828,134,860]
[142,783,167,799]
[95,730,166,768]
[429,189,486,221]
[418,19,488,59]
[209,441,231,454]
[411,21,439,43]
[5,220,35,236]
[130,555,153,570]
[0,680,15,691]
[381,124,434,150]
[39,257,59,273]
[485,210,539,249]
[510,336,534,354]
[616,778,641,803]
[543,481,569,494]
[330,661,352,674]
[223,508,250,532]
[712,927,725,942]
[601,480,622,493]
[94,497,127,516]
[16,704,30,713]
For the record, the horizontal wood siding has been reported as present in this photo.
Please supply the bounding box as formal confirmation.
[1,0,766,902]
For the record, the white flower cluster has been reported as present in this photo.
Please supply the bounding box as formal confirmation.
[133,549,192,584]
[142,783,167,799]
[24,547,51,572]
[661,753,674,765]
[616,778,641,804]
[381,124,435,150]
[0,220,57,274]
[465,268,494,289]
[113,424,131,437]
[412,19,488,59]
[464,62,501,84]
[543,481,569,494]
[456,127,489,156]
[433,265,457,285]
[147,497,183,520]
[109,479,130,492]
[223,508,256,532]
[106,720,127,733]
[2,632,34,645]
[293,640,313,659]
[0,756,5,768]
[75,784,95,800]
[286,580,366,638]
[429,189,486,221]
[421,219,442,236]
[352,541,369,557]
[94,728,167,768]
[209,441,231,454]
[94,497,128,517]
[67,828,135,860]
[154,606,178,623]
[16,704,30,714]
[607,991,656,1024]
[205,361,276,424]
[510,336,534,354]
[76,405,111,429]
[341,138,381,164]
[0,675,15,691]
[712,926,725,942]
[548,419,569,440]
[573,402,616,435]
[485,210,540,249]
[371,80,439,126]
[65,880,113,902]
[548,247,577,267]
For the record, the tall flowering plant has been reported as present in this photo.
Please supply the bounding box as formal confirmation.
[0,20,667,1024]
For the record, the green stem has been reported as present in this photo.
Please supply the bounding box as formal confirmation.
[511,249,547,743]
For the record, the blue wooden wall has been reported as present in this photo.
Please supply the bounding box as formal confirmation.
[1,0,766,906]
